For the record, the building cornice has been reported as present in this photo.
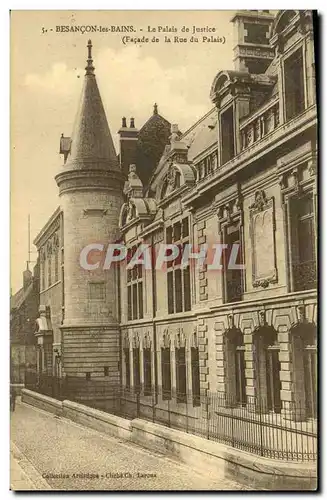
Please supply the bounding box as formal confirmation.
[182,105,317,207]
[33,207,61,248]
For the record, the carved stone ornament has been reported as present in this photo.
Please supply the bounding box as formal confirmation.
[217,195,243,232]
[227,313,234,330]
[143,331,152,350]
[126,202,136,223]
[53,233,60,250]
[249,190,269,212]
[249,190,278,288]
[162,329,171,349]
[258,310,266,327]
[175,328,186,349]
[46,240,53,256]
[297,305,306,324]
[166,165,178,195]
[190,328,198,348]
[132,332,140,348]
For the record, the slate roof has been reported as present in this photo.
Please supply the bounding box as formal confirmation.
[10,282,34,311]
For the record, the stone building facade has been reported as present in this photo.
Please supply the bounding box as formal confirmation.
[118,9,317,420]
[33,10,317,420]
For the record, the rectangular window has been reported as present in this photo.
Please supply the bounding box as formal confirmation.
[284,47,305,120]
[132,283,138,320]
[290,193,317,291]
[104,366,109,377]
[176,347,187,403]
[175,269,183,313]
[221,106,235,164]
[41,261,45,291]
[224,224,243,303]
[235,346,247,406]
[127,287,132,320]
[124,348,130,389]
[133,347,140,391]
[127,245,144,320]
[167,272,174,314]
[48,257,52,287]
[54,251,59,282]
[183,267,191,312]
[138,282,143,319]
[86,372,91,380]
[143,348,152,395]
[161,348,171,400]
[89,282,105,300]
[166,217,191,314]
[191,347,201,407]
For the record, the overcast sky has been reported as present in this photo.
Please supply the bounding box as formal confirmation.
[11,10,237,293]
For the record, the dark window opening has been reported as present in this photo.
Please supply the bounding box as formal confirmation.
[224,224,243,303]
[221,106,235,164]
[124,348,130,389]
[290,193,316,291]
[254,330,281,413]
[244,23,268,44]
[133,347,140,391]
[191,347,201,406]
[54,251,59,282]
[235,347,247,406]
[127,245,144,320]
[176,347,187,403]
[284,48,305,120]
[161,348,171,400]
[166,217,191,314]
[86,372,91,381]
[48,257,52,287]
[143,348,152,396]
[104,366,109,377]
[266,347,281,413]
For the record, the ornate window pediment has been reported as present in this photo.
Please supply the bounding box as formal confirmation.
[160,164,181,200]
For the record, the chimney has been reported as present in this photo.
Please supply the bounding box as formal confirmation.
[231,10,275,73]
[23,268,32,290]
[118,116,139,180]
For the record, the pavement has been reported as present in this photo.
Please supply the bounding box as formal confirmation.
[10,397,250,491]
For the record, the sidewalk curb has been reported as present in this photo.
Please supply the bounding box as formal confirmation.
[11,442,52,491]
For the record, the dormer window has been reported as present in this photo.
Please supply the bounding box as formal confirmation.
[284,47,305,120]
[221,105,235,164]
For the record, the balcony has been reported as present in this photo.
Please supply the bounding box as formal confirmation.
[293,260,317,292]
[240,98,280,152]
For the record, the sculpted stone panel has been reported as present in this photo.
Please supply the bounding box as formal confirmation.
[249,190,277,288]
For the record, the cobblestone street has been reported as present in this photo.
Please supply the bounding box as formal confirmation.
[10,399,249,491]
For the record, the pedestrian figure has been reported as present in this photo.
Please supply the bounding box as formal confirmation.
[10,386,16,412]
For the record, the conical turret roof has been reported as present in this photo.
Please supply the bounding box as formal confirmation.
[66,40,119,171]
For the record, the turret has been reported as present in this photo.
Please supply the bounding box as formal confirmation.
[55,40,124,403]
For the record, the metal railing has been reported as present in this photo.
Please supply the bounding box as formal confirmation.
[293,260,317,291]
[24,376,317,463]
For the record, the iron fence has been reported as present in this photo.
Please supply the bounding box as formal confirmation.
[23,375,317,463]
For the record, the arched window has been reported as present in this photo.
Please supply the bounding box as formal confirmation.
[225,327,246,406]
[253,326,281,413]
[291,323,317,419]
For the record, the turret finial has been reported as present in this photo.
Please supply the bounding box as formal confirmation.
[153,103,158,115]
[85,39,95,75]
